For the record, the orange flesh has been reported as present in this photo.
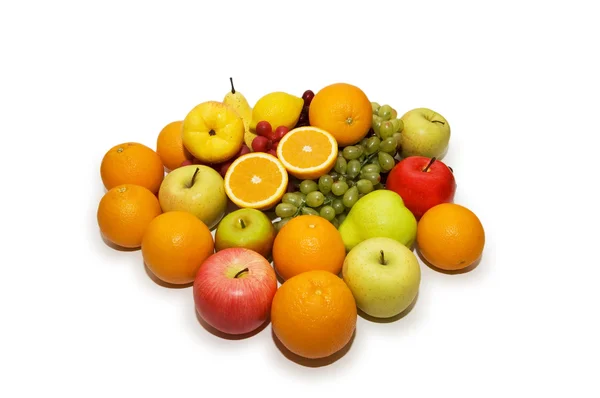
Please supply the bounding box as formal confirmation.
[228,157,284,202]
[281,129,333,168]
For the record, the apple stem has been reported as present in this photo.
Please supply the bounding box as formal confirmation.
[190,167,200,187]
[234,268,249,279]
[239,219,246,229]
[229,77,235,94]
[380,250,387,265]
[422,157,436,172]
[432,120,445,125]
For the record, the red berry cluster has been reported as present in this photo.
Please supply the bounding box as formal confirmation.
[251,122,290,156]
[295,90,314,128]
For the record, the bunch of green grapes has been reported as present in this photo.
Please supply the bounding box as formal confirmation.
[273,131,400,231]
[371,102,404,148]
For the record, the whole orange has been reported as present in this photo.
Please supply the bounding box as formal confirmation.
[141,211,214,285]
[416,203,485,271]
[156,120,193,171]
[308,83,372,146]
[271,270,357,359]
[100,142,165,194]
[97,184,162,248]
[271,215,346,281]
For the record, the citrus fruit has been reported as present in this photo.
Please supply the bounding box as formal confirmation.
[156,120,193,171]
[224,152,288,210]
[100,142,165,194]
[272,215,346,281]
[309,83,372,147]
[416,203,485,271]
[250,92,304,131]
[276,126,338,180]
[141,211,214,285]
[97,184,162,248]
[271,270,357,359]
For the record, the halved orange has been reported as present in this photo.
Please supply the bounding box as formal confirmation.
[276,126,338,180]
[224,152,289,210]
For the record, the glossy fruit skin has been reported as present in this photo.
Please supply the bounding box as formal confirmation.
[386,156,456,220]
[193,248,278,335]
[141,211,214,285]
[271,270,357,359]
[156,120,193,171]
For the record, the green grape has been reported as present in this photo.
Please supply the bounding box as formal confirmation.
[297,192,307,204]
[379,137,397,154]
[275,203,298,218]
[346,159,361,179]
[337,213,347,225]
[305,191,325,207]
[318,174,333,194]
[390,108,398,119]
[275,217,292,232]
[356,179,374,194]
[342,146,362,160]
[334,157,347,174]
[392,132,402,148]
[378,152,395,172]
[319,205,336,221]
[329,171,339,180]
[347,179,356,188]
[360,137,369,147]
[331,217,340,229]
[373,183,385,190]
[337,175,346,183]
[391,118,403,132]
[301,207,319,216]
[378,105,393,120]
[332,199,345,215]
[365,136,381,155]
[362,172,381,185]
[371,102,380,114]
[372,119,382,137]
[299,180,318,194]
[331,180,349,196]
[282,192,303,207]
[379,121,395,139]
[361,163,381,175]
[342,186,359,209]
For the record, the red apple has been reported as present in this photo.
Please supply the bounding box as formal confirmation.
[193,248,278,335]
[385,156,456,220]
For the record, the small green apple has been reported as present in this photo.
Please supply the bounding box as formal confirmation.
[214,208,276,259]
[158,165,227,230]
[342,237,421,318]
[399,108,450,159]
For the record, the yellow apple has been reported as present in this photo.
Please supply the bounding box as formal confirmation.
[182,101,245,164]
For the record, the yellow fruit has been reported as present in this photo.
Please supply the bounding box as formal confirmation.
[223,78,256,150]
[224,152,288,210]
[250,92,304,131]
[244,128,258,150]
[276,126,338,180]
[182,101,245,164]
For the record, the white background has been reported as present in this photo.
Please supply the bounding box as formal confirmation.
[1,1,599,397]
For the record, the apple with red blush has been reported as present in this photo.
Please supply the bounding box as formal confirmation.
[385,156,456,220]
[193,247,278,335]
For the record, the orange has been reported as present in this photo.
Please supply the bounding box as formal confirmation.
[271,270,357,359]
[156,120,193,171]
[100,142,165,194]
[272,215,346,281]
[97,184,162,248]
[141,211,214,285]
[308,82,372,147]
[224,152,288,210]
[416,203,485,271]
[276,126,338,180]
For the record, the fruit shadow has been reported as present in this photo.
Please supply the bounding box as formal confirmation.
[143,263,193,289]
[415,244,483,275]
[194,309,270,340]
[357,291,419,323]
[271,328,356,368]
[99,231,139,252]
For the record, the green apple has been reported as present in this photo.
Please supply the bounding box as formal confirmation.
[338,190,417,252]
[342,237,421,318]
[158,165,227,230]
[399,108,451,159]
[214,208,276,259]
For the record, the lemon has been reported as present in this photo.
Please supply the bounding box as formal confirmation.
[250,92,304,131]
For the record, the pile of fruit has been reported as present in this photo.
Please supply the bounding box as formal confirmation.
[96,79,486,360]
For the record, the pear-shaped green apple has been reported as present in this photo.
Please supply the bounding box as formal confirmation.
[399,108,450,159]
[342,237,421,318]
[338,190,417,252]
